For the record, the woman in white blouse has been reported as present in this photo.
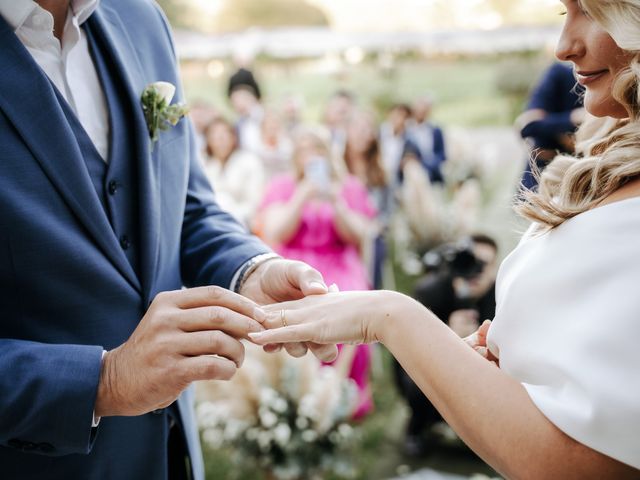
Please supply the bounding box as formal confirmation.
[249,1,640,477]
[203,117,265,228]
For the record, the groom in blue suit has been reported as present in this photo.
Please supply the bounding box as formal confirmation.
[0,1,336,479]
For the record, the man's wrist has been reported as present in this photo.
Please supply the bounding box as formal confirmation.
[231,253,281,294]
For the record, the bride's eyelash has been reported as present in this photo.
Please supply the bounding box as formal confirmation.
[559,11,567,16]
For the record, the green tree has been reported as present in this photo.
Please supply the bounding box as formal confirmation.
[215,0,329,32]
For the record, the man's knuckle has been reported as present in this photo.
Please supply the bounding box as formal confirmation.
[207,285,224,300]
[208,306,224,323]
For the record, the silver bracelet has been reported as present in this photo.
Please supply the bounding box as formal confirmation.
[234,253,282,293]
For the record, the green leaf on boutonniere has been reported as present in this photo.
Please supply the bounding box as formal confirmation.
[141,82,189,143]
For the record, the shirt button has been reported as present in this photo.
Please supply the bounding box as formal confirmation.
[119,235,130,250]
[108,180,118,195]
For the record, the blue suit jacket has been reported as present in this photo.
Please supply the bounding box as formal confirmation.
[0,1,269,478]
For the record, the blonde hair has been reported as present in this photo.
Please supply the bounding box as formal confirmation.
[291,128,339,181]
[517,0,640,229]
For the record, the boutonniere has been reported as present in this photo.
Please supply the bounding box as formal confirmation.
[141,81,189,143]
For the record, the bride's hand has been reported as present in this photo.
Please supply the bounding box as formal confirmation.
[248,290,402,357]
[463,319,499,365]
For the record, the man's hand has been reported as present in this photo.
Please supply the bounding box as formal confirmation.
[94,286,265,417]
[239,259,338,362]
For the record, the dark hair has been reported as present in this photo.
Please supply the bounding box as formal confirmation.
[390,103,412,117]
[330,89,355,102]
[470,233,498,252]
[344,135,387,188]
[227,68,262,100]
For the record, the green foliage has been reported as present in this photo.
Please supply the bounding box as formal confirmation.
[141,86,189,143]
[215,0,329,32]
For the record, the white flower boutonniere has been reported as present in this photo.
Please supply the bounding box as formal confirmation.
[141,81,189,143]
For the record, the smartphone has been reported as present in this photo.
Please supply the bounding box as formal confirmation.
[304,155,331,191]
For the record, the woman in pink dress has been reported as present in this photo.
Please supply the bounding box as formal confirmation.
[258,130,377,418]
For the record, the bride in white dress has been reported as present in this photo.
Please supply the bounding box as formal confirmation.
[249,1,640,477]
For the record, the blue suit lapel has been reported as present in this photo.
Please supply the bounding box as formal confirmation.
[0,15,141,292]
[88,6,161,301]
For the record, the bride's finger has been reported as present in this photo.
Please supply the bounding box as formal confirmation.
[249,324,318,345]
[261,307,304,330]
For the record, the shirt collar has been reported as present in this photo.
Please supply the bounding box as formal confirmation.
[0,0,100,32]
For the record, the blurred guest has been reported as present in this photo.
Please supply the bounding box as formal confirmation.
[394,234,498,456]
[344,111,392,289]
[203,117,265,228]
[515,62,584,191]
[227,67,264,154]
[188,99,217,162]
[254,108,294,179]
[259,130,376,418]
[323,89,356,160]
[280,92,305,135]
[408,95,447,184]
[380,103,415,185]
[344,110,392,220]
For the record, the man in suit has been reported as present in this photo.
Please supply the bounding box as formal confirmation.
[515,62,584,191]
[408,95,447,184]
[0,1,335,479]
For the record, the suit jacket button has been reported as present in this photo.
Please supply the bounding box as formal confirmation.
[108,180,118,195]
[119,235,130,250]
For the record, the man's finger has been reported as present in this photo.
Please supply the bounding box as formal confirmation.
[173,286,261,317]
[180,330,245,367]
[284,342,308,358]
[287,262,327,296]
[263,343,283,353]
[177,306,264,337]
[307,342,338,362]
[180,355,238,382]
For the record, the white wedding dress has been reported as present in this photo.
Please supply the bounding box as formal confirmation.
[487,197,640,469]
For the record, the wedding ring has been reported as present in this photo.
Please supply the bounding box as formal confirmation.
[280,309,288,328]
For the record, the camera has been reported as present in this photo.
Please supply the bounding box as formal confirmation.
[421,237,486,279]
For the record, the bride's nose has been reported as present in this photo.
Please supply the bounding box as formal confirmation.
[556,18,586,63]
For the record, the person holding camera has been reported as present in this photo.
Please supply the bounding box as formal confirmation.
[395,234,498,455]
[250,1,640,476]
[257,130,378,418]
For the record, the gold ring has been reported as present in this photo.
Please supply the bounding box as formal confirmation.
[280,309,288,328]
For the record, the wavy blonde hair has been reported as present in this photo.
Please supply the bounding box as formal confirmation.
[517,0,640,229]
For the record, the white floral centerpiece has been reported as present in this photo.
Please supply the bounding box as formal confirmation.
[196,343,359,480]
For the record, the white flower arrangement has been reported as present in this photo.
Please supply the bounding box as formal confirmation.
[196,343,360,480]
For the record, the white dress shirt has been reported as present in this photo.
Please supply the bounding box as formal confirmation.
[0,0,109,160]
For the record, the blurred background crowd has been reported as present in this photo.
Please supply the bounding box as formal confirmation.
[156,1,584,478]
